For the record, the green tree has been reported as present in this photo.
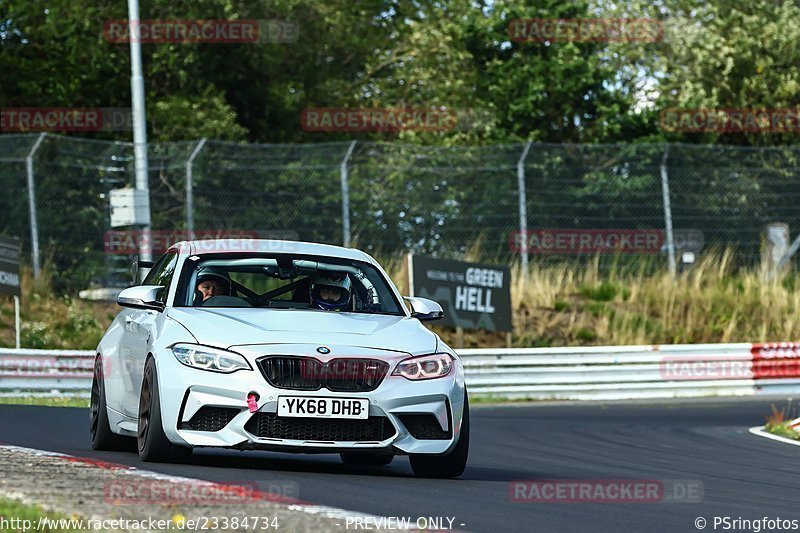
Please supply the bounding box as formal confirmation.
[606,0,800,146]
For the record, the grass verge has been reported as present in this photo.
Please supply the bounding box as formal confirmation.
[0,397,89,408]
[0,497,82,532]
[469,395,539,404]
[764,404,800,440]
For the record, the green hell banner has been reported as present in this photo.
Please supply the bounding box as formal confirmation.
[409,255,512,332]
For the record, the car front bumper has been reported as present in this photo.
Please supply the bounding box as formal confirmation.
[155,345,467,455]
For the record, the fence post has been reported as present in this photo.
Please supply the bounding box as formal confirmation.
[14,295,20,349]
[517,141,532,284]
[774,236,800,276]
[185,138,207,239]
[25,133,46,279]
[660,143,676,276]
[340,141,357,247]
[128,0,152,262]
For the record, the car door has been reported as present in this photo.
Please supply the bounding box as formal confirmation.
[120,251,178,417]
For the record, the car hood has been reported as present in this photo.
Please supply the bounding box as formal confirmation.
[167,307,437,354]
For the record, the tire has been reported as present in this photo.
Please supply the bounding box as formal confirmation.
[137,356,191,463]
[409,392,470,478]
[340,452,394,466]
[89,356,130,451]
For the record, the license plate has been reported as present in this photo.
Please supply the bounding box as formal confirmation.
[277,397,369,420]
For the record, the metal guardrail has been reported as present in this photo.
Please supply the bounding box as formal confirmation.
[459,342,800,400]
[0,348,94,395]
[2,343,800,400]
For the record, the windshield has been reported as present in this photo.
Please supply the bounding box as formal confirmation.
[176,254,403,316]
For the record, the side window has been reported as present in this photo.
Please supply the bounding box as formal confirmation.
[143,253,169,285]
[143,251,178,302]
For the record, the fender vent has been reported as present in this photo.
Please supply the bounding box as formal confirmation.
[179,406,240,432]
[398,414,452,440]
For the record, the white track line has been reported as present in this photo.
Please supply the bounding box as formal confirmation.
[747,426,800,447]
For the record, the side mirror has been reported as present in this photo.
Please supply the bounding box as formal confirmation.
[131,259,154,285]
[403,296,444,321]
[117,285,165,311]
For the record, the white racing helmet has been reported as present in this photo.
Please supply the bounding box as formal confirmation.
[309,272,352,310]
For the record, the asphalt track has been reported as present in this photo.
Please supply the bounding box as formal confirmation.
[1,397,799,533]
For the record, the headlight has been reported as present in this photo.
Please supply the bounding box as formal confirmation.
[171,343,252,373]
[392,353,453,380]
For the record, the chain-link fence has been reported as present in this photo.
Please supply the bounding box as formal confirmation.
[2,133,799,292]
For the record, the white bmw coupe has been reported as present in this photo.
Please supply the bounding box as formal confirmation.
[90,239,469,478]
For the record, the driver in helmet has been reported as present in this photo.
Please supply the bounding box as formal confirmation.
[195,266,232,304]
[309,272,352,311]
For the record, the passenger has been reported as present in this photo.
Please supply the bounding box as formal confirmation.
[309,272,352,311]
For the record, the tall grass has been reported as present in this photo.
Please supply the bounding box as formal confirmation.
[0,265,117,349]
[2,249,800,350]
[389,249,800,348]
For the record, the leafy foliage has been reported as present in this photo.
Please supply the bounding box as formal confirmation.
[1,0,661,144]
[764,404,800,440]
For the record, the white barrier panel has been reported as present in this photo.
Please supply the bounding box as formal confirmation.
[459,342,800,400]
[0,349,94,395]
[1,343,800,400]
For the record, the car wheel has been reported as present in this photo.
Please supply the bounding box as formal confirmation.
[137,356,191,463]
[409,392,470,478]
[89,356,130,451]
[340,452,394,466]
